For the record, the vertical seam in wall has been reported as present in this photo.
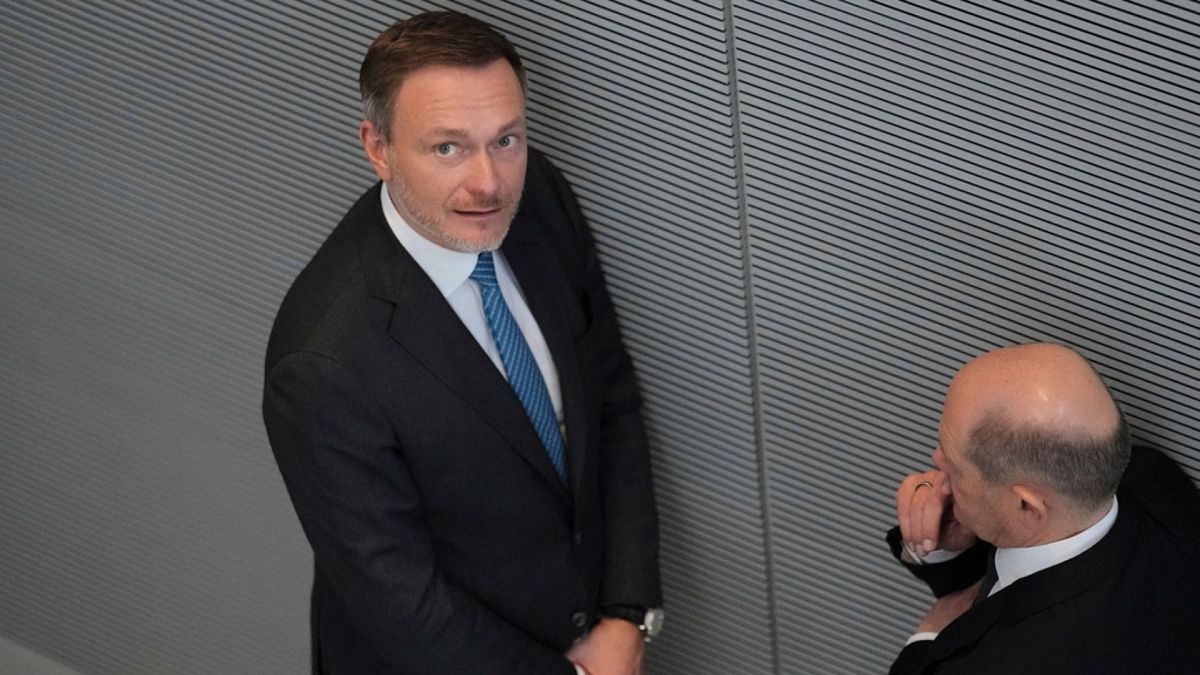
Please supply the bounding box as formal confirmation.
[722,1,779,673]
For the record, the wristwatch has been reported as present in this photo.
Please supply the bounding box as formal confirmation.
[601,605,665,642]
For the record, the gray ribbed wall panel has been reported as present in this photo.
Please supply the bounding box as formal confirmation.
[1,2,378,673]
[5,1,1200,674]
[465,3,774,672]
[733,1,1199,673]
[2,0,768,673]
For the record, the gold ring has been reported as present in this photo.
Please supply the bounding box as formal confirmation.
[914,480,934,492]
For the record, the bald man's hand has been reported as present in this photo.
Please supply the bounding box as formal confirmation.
[896,470,977,556]
[915,580,981,634]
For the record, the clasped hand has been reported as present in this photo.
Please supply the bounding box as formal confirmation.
[895,470,977,557]
[566,617,644,675]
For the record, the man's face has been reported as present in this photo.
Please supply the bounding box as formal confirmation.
[932,391,1013,546]
[368,59,527,252]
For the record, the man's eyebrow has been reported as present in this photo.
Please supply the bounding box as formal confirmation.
[426,127,470,139]
[497,116,526,134]
[424,117,526,141]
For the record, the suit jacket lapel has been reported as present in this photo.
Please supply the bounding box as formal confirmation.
[922,501,1139,669]
[502,208,589,496]
[354,184,571,499]
[921,593,1005,666]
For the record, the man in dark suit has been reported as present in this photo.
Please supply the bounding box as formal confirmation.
[887,343,1200,674]
[263,11,662,675]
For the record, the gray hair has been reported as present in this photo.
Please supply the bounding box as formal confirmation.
[965,408,1130,510]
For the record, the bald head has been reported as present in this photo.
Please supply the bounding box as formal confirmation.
[953,344,1121,440]
[945,343,1130,510]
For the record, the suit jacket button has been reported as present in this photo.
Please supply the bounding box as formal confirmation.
[572,611,588,628]
[573,531,583,546]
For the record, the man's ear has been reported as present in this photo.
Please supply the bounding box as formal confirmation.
[359,120,392,182]
[1011,483,1049,530]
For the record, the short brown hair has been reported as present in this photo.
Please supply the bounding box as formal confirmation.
[965,408,1131,510]
[359,10,526,140]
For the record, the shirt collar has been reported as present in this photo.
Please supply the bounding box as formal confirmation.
[380,183,478,298]
[993,495,1119,593]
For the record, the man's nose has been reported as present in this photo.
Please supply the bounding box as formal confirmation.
[464,153,500,195]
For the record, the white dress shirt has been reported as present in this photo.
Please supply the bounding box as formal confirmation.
[906,496,1119,645]
[990,496,1118,596]
[380,185,564,432]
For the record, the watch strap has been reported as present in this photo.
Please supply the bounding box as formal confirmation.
[600,605,646,626]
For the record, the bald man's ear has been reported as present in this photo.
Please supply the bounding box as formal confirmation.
[1012,484,1050,530]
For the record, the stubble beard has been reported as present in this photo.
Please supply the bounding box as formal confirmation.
[390,177,517,254]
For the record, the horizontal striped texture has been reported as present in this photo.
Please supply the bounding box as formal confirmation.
[734,1,1200,672]
[2,1,1196,673]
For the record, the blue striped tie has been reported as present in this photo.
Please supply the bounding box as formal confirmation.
[471,252,567,481]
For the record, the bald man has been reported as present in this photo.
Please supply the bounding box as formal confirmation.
[886,344,1200,675]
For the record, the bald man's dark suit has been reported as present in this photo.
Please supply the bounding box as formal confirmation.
[887,446,1200,674]
[263,149,661,675]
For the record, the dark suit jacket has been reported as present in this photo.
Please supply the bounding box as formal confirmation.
[263,149,661,674]
[887,446,1200,674]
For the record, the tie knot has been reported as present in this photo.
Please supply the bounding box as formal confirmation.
[470,251,499,288]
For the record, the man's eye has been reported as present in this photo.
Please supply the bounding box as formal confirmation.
[498,134,518,148]
[435,143,456,156]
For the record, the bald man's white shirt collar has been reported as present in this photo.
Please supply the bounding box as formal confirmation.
[904,495,1118,647]
[991,496,1118,596]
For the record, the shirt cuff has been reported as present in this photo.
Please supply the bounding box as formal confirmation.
[575,666,588,675]
[902,541,965,565]
[905,631,939,645]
